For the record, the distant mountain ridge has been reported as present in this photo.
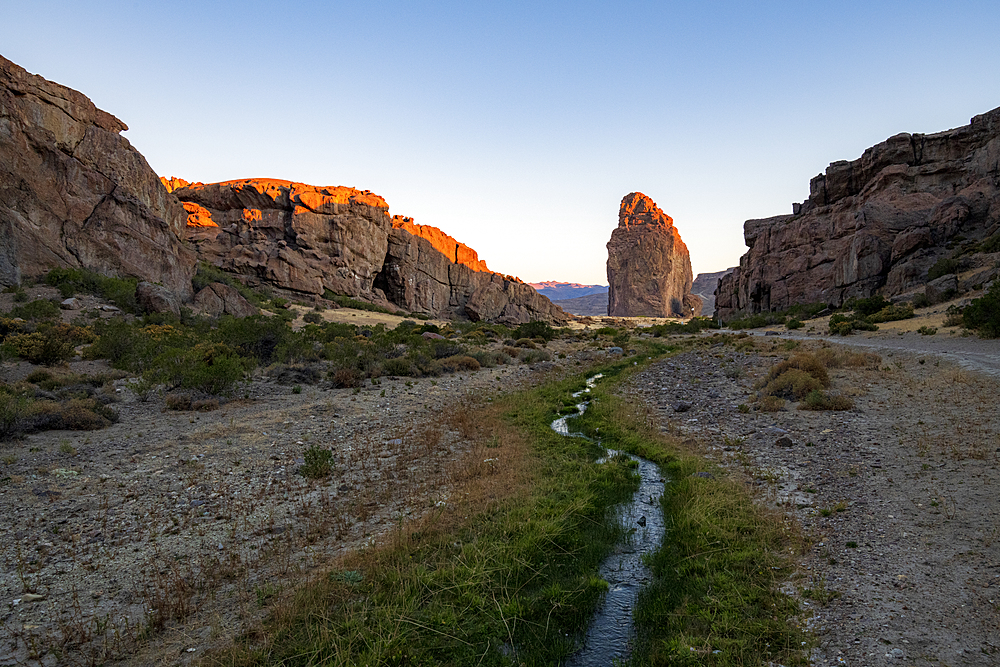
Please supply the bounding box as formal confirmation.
[550,269,734,317]
[529,281,608,301]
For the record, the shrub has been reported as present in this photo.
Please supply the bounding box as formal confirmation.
[868,303,914,323]
[519,349,553,364]
[978,232,1000,254]
[8,298,60,321]
[12,288,27,303]
[800,390,854,411]
[469,349,506,368]
[165,393,192,411]
[927,257,960,281]
[330,367,364,388]
[962,281,1000,338]
[759,395,785,412]
[44,268,140,313]
[0,391,32,439]
[845,295,890,317]
[612,331,631,347]
[514,338,537,349]
[943,305,964,327]
[438,355,480,373]
[381,357,417,376]
[4,323,91,365]
[917,326,937,336]
[912,293,932,309]
[785,319,803,330]
[303,312,323,324]
[513,321,556,342]
[300,446,334,479]
[828,314,878,336]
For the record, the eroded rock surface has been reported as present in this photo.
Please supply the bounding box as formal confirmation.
[0,55,195,296]
[606,192,700,317]
[716,107,1000,319]
[171,178,568,324]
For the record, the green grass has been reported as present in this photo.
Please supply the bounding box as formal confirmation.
[216,366,641,666]
[211,338,806,667]
[571,358,807,666]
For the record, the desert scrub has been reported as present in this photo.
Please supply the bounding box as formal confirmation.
[44,267,140,313]
[725,302,826,330]
[962,280,1000,338]
[218,365,643,666]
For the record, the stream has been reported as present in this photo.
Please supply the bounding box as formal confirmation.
[551,375,667,666]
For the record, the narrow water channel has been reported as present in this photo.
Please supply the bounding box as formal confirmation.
[551,375,667,666]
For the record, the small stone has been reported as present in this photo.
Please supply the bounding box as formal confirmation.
[60,297,80,310]
[21,593,45,602]
[775,436,794,447]
[673,401,692,413]
[637,516,646,527]
[692,471,714,479]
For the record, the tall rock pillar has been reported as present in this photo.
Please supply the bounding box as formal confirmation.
[606,192,701,317]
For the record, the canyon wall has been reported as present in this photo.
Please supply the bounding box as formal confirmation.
[171,179,568,324]
[716,107,1000,319]
[0,55,195,296]
[606,192,701,317]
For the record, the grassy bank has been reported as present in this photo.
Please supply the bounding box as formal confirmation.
[572,350,806,666]
[213,365,642,666]
[209,339,805,666]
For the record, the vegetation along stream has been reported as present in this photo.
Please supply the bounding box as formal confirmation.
[552,374,667,666]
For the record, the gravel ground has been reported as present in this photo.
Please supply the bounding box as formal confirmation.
[0,339,602,667]
[631,334,1000,666]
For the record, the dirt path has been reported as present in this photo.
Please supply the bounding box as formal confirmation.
[631,335,1000,666]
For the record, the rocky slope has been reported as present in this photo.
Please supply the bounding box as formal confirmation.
[606,192,701,317]
[529,281,608,301]
[691,268,735,316]
[716,107,1000,320]
[170,178,569,324]
[0,55,195,296]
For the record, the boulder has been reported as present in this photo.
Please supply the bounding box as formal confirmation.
[924,274,958,304]
[606,192,698,317]
[193,282,258,318]
[716,106,1000,320]
[137,281,181,316]
[0,55,194,296]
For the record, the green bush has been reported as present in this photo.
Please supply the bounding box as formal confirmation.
[912,293,932,309]
[845,295,890,317]
[868,303,914,323]
[303,312,323,324]
[8,298,60,321]
[299,446,334,479]
[927,257,961,281]
[800,390,854,411]
[978,232,1000,254]
[44,268,140,313]
[514,321,556,342]
[962,282,1000,337]
[785,319,803,330]
[828,313,878,336]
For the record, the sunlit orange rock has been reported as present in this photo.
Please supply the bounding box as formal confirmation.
[182,201,217,228]
[169,177,567,324]
[390,215,490,272]
[606,192,701,317]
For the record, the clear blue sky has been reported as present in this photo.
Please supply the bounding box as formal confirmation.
[3,1,998,285]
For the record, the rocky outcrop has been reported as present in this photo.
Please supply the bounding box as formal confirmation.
[193,282,258,318]
[716,107,1000,320]
[172,178,569,324]
[0,55,195,296]
[691,268,735,316]
[606,192,701,317]
[390,216,490,272]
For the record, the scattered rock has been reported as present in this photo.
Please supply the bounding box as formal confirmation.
[673,401,692,413]
[60,297,80,310]
[775,436,794,447]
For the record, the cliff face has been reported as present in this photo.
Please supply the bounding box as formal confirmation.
[716,107,1000,319]
[0,55,195,296]
[606,192,701,317]
[171,179,569,324]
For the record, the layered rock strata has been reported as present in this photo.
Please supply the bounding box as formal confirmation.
[606,192,701,317]
[171,179,568,324]
[0,55,195,295]
[716,107,1000,319]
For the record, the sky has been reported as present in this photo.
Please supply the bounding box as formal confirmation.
[3,1,999,285]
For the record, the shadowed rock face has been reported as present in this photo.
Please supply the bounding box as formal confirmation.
[171,178,569,325]
[0,55,195,296]
[606,192,701,317]
[716,107,1000,320]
